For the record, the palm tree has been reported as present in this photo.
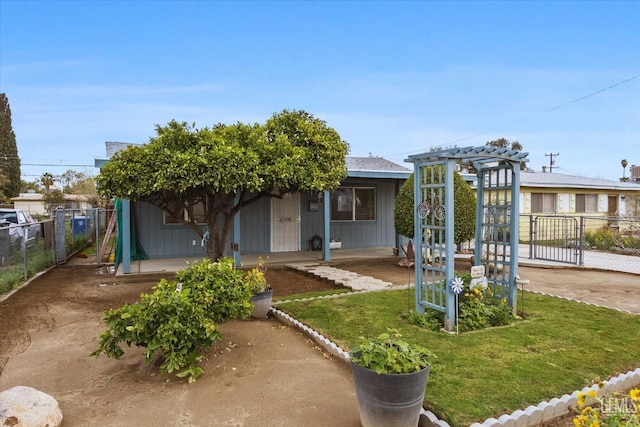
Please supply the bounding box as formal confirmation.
[621,159,628,182]
[40,172,55,193]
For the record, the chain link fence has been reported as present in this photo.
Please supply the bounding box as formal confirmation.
[519,214,640,274]
[0,208,116,295]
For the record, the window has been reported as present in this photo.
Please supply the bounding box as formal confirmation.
[576,194,597,213]
[531,193,556,213]
[330,187,376,221]
[163,201,206,225]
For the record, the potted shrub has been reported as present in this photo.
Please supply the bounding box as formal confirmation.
[245,257,273,319]
[349,329,435,427]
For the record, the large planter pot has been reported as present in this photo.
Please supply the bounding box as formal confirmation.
[350,360,430,427]
[250,288,273,319]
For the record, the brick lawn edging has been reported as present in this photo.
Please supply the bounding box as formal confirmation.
[271,288,640,427]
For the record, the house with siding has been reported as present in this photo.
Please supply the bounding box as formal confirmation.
[96,142,411,264]
[11,192,92,216]
[519,171,640,217]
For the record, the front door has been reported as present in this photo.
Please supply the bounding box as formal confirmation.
[271,192,300,252]
[608,195,618,216]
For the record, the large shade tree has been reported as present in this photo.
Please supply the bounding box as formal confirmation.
[97,109,349,260]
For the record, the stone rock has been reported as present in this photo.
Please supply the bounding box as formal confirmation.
[0,386,62,427]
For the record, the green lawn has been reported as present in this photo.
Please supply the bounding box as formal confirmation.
[277,289,640,426]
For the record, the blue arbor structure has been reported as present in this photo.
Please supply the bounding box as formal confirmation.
[406,146,529,331]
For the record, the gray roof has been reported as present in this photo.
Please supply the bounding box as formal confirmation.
[521,171,640,191]
[346,157,411,179]
[105,141,137,157]
[346,157,411,173]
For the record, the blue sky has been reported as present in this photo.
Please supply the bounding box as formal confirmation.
[1,1,638,183]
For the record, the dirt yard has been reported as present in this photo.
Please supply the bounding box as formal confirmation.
[0,256,638,426]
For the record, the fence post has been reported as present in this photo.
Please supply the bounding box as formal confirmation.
[578,216,585,266]
[22,225,28,280]
[54,207,66,264]
[95,209,100,264]
[528,215,534,259]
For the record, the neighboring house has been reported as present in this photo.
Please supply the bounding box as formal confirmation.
[630,164,640,183]
[11,192,92,216]
[96,142,411,262]
[519,171,640,217]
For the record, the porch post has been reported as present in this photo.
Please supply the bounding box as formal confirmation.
[122,199,131,274]
[322,190,331,261]
[233,193,241,266]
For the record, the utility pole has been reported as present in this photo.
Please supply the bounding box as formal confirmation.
[545,153,559,173]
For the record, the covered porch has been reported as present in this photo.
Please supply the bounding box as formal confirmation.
[115,246,398,276]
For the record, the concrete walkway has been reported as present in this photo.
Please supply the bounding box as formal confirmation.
[287,263,395,291]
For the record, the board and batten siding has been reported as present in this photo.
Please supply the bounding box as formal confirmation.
[328,179,400,250]
[133,201,208,259]
[132,178,403,258]
[239,196,271,253]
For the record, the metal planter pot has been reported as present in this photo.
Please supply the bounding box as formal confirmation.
[350,360,430,427]
[250,288,273,319]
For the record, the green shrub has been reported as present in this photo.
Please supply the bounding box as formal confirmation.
[350,329,436,374]
[455,274,515,332]
[619,234,640,250]
[406,309,443,331]
[394,170,476,244]
[584,227,617,251]
[91,258,254,382]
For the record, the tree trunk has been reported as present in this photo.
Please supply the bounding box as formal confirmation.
[206,227,225,261]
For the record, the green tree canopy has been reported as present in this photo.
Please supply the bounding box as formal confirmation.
[486,137,522,151]
[394,169,476,245]
[97,109,349,260]
[40,172,55,193]
[486,138,525,171]
[43,189,65,213]
[0,93,21,202]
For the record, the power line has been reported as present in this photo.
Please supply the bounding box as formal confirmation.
[382,73,640,158]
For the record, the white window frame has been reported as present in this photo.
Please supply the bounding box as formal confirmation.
[330,187,376,221]
[531,193,557,214]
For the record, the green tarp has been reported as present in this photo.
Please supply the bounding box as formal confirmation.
[114,199,148,269]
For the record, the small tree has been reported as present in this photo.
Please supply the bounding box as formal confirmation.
[486,138,522,151]
[621,159,628,182]
[0,93,21,202]
[394,169,476,245]
[43,189,65,213]
[97,110,348,260]
[486,138,525,170]
[67,175,106,207]
[40,172,55,193]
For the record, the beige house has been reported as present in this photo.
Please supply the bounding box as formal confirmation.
[11,192,92,216]
[519,171,640,217]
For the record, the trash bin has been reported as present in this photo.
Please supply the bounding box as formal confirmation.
[71,216,89,235]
